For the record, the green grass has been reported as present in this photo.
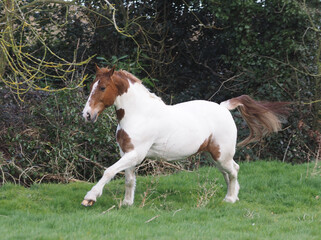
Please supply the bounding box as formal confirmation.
[0,161,320,240]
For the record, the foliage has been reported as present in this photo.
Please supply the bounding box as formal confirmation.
[75,0,320,162]
[1,0,321,183]
[205,0,321,162]
[0,0,93,100]
[0,162,320,239]
[0,89,118,186]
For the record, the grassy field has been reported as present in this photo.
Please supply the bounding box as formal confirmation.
[0,161,320,240]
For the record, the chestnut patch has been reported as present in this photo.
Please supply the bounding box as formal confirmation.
[197,135,221,160]
[116,129,134,153]
[119,70,142,84]
[113,74,130,95]
[116,108,125,122]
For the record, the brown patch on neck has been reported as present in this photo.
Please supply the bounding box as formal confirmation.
[112,74,130,96]
[116,129,134,153]
[118,70,142,84]
[197,135,221,161]
[116,108,125,122]
[110,70,142,96]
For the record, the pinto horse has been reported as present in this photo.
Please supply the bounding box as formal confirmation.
[81,66,288,207]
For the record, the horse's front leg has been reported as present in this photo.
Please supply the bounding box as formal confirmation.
[81,150,143,206]
[122,167,136,206]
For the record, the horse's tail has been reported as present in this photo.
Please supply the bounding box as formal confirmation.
[220,95,290,147]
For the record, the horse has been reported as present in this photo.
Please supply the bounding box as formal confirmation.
[81,65,289,207]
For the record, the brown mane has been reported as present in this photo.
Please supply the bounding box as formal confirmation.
[115,70,142,84]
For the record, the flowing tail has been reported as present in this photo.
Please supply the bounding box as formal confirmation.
[220,95,290,147]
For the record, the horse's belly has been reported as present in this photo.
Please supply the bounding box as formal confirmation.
[146,144,193,161]
[146,131,206,161]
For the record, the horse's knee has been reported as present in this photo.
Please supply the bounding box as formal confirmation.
[219,160,236,174]
[233,161,240,172]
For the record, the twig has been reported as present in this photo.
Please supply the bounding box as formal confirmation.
[312,141,321,176]
[145,215,160,223]
[139,178,158,208]
[100,205,116,215]
[172,209,182,216]
[208,73,244,100]
[160,161,183,171]
[69,178,87,183]
[282,135,293,162]
[78,154,107,170]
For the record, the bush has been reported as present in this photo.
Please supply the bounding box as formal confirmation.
[0,88,119,186]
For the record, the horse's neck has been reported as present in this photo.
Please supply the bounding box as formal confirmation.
[114,82,165,117]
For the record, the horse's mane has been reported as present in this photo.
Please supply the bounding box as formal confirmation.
[116,70,164,104]
[117,70,142,84]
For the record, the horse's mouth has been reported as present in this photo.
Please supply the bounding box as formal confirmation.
[91,114,98,123]
[82,111,98,123]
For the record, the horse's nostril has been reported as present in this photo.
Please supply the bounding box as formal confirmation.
[86,112,91,121]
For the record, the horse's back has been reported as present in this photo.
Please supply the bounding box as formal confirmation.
[172,100,235,130]
[174,100,237,143]
[146,100,237,160]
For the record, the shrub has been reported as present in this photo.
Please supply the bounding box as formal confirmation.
[0,89,119,186]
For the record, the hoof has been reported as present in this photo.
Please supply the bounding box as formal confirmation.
[122,199,134,206]
[81,199,95,207]
[223,196,237,203]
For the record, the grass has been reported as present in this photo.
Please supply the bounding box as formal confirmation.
[0,161,320,240]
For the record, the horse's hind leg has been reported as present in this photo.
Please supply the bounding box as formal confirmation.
[232,160,240,201]
[210,149,239,203]
[212,160,230,186]
[219,159,240,203]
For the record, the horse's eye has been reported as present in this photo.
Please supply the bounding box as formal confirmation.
[100,87,106,91]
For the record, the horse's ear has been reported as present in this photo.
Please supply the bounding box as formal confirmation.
[95,63,100,72]
[109,65,116,76]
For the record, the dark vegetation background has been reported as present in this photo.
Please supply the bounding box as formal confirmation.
[0,0,320,186]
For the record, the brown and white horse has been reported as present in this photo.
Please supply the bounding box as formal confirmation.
[81,65,288,207]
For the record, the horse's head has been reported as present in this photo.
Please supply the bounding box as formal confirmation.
[82,65,118,122]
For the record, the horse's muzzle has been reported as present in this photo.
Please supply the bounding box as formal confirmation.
[82,111,98,123]
[86,112,91,121]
